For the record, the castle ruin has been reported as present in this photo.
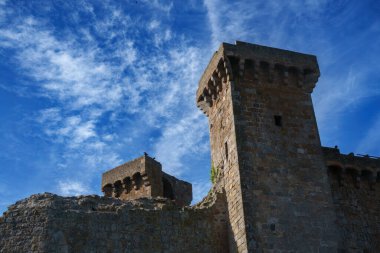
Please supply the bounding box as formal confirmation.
[101,154,192,207]
[1,41,379,253]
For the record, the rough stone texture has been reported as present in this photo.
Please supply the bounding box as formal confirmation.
[101,154,192,206]
[0,187,228,253]
[197,41,340,252]
[1,41,379,253]
[323,147,380,252]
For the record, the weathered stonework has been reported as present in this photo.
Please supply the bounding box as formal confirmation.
[324,147,380,251]
[1,41,379,253]
[0,188,228,253]
[101,154,192,206]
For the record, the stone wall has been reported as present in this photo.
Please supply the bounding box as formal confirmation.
[101,155,192,206]
[162,172,192,207]
[197,47,248,253]
[198,41,340,252]
[0,186,227,253]
[323,147,380,252]
[101,155,158,199]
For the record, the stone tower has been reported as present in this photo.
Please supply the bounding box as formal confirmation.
[101,154,192,206]
[197,41,339,252]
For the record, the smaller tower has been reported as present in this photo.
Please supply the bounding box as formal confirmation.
[101,154,192,206]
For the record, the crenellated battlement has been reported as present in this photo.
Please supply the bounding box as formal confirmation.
[323,146,380,188]
[101,154,192,206]
[324,146,380,250]
[197,41,320,116]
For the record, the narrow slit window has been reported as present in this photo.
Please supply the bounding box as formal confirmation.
[225,141,228,160]
[274,115,282,127]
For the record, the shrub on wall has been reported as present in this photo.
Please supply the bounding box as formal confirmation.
[210,163,217,184]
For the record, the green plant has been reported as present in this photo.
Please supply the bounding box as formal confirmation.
[210,163,217,184]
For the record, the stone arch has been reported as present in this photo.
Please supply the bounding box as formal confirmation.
[113,180,123,197]
[287,66,299,86]
[326,161,344,169]
[328,164,343,173]
[327,165,343,186]
[244,59,256,81]
[227,56,240,79]
[345,167,359,175]
[162,177,174,200]
[102,184,113,197]
[132,172,143,190]
[123,176,132,193]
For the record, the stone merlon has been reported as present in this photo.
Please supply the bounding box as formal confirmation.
[323,146,380,181]
[197,41,320,116]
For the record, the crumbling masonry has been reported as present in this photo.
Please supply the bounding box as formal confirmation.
[1,41,379,253]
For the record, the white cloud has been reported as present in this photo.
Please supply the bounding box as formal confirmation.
[155,113,209,176]
[37,108,62,124]
[0,2,212,198]
[148,20,160,30]
[315,69,372,126]
[140,0,173,13]
[71,120,97,144]
[203,0,333,49]
[58,180,89,196]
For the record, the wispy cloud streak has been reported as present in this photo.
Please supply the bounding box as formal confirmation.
[0,0,211,199]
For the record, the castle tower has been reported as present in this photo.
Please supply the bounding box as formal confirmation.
[101,154,192,206]
[197,41,339,252]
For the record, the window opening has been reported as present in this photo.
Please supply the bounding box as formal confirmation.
[163,178,174,200]
[225,141,228,160]
[274,115,282,127]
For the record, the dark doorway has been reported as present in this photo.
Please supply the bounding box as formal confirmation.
[162,178,174,200]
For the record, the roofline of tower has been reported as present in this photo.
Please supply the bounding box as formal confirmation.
[197,41,321,105]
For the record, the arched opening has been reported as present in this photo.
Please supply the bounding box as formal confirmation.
[102,184,113,197]
[132,172,143,190]
[123,177,132,193]
[346,167,360,188]
[113,180,123,197]
[327,165,343,186]
[162,178,174,200]
[362,170,375,190]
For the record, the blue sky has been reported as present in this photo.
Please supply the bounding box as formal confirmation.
[0,0,379,213]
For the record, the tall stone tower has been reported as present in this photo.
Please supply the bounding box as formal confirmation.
[197,41,339,252]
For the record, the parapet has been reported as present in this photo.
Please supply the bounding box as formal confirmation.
[197,41,320,116]
[323,146,380,187]
[101,154,192,206]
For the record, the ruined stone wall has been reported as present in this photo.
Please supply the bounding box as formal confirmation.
[162,172,192,206]
[323,147,380,252]
[0,189,228,253]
